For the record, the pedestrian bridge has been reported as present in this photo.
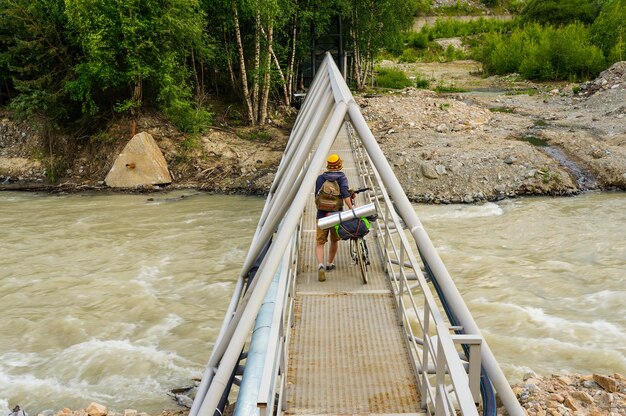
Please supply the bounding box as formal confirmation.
[189,54,524,416]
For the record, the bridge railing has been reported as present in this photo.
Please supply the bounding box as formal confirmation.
[348,125,481,415]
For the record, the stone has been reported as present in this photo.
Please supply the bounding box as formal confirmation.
[563,396,580,410]
[104,132,172,188]
[421,163,439,179]
[549,394,565,402]
[435,164,447,175]
[123,410,137,416]
[571,391,594,404]
[86,403,107,416]
[504,156,516,164]
[593,374,618,392]
[435,123,448,133]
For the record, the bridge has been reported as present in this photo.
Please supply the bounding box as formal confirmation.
[188,54,524,416]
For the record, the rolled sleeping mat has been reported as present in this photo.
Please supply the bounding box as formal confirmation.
[317,203,377,230]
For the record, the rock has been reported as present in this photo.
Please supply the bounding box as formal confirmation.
[571,391,594,404]
[123,410,137,416]
[86,403,107,416]
[435,123,448,133]
[421,163,439,179]
[104,132,172,188]
[435,164,447,175]
[563,395,580,410]
[593,373,618,392]
[504,156,516,164]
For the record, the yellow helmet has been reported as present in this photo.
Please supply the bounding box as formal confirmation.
[326,154,342,171]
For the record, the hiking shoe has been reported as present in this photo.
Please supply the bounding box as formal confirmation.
[326,263,336,271]
[318,265,326,282]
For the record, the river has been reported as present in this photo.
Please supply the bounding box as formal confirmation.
[0,191,624,414]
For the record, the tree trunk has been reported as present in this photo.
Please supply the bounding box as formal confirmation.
[286,4,298,99]
[263,26,289,107]
[233,4,255,125]
[223,26,237,91]
[252,4,261,122]
[259,22,273,125]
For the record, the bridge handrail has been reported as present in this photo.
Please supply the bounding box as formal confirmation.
[348,124,479,415]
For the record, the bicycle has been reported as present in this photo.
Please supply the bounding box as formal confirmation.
[347,187,371,284]
[350,236,370,284]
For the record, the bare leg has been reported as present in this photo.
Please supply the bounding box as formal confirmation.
[328,240,339,264]
[315,243,325,265]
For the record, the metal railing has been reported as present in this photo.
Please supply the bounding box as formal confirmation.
[348,125,482,415]
[190,53,524,416]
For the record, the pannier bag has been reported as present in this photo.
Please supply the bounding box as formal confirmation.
[315,180,343,211]
[334,216,371,240]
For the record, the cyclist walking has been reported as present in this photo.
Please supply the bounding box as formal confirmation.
[314,154,354,282]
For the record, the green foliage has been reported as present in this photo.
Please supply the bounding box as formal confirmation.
[248,129,272,141]
[399,49,420,63]
[405,32,430,49]
[590,0,626,63]
[480,23,605,81]
[424,17,515,40]
[64,0,211,119]
[520,0,601,25]
[434,84,467,93]
[415,77,430,89]
[0,0,73,121]
[375,68,413,89]
[414,0,432,15]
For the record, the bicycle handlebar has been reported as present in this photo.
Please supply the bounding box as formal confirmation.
[351,187,370,194]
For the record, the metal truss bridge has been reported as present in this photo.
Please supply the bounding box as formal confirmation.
[189,54,524,416]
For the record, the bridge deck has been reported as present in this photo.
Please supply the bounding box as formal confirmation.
[284,124,424,415]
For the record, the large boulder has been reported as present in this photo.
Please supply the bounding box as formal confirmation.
[105,132,172,188]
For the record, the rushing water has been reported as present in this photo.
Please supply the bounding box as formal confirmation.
[0,191,624,414]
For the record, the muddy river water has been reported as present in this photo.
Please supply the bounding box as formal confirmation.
[0,191,624,414]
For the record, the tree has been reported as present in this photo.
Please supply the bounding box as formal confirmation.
[590,0,626,63]
[521,0,601,26]
[64,0,212,132]
[345,0,418,90]
[0,0,73,120]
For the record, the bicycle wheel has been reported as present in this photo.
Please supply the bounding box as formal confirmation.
[356,238,368,284]
[350,238,358,263]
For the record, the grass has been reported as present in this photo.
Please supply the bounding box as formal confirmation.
[505,88,539,96]
[375,67,414,89]
[434,84,468,93]
[248,130,272,142]
[518,135,549,147]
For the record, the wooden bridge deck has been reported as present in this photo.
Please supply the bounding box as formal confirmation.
[284,124,424,415]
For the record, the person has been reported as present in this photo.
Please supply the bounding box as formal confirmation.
[315,154,354,282]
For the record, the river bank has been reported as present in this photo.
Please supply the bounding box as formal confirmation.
[2,61,625,202]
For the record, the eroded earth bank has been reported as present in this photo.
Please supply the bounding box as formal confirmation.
[1,62,625,202]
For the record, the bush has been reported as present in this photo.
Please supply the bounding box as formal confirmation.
[480,23,605,81]
[590,0,626,64]
[375,68,413,89]
[520,0,601,26]
[405,31,429,49]
[399,49,420,63]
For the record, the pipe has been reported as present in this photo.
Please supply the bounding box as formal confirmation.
[347,101,524,416]
[233,266,282,416]
[317,203,377,229]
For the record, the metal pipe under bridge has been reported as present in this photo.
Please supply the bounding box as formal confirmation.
[189,53,525,416]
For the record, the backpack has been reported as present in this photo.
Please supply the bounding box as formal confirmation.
[315,180,343,212]
[334,217,371,240]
